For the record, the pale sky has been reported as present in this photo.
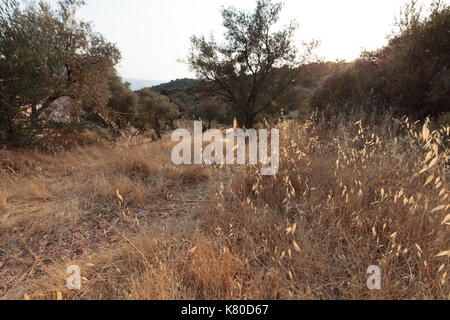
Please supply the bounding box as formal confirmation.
[75,0,437,82]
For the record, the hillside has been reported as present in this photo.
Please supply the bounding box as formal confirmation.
[1,0,449,303]
[122,78,163,91]
[150,78,200,93]
[0,115,448,300]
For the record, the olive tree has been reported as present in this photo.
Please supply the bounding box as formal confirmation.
[136,89,179,139]
[0,0,120,146]
[188,0,317,128]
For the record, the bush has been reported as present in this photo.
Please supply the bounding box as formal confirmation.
[311,1,450,119]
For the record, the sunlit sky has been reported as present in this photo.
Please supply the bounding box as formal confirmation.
[75,0,437,82]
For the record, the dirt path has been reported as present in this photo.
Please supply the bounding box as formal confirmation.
[0,176,215,299]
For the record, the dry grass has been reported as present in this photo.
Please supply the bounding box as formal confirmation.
[0,115,448,300]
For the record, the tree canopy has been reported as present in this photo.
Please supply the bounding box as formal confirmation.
[311,0,450,119]
[0,0,120,146]
[136,88,179,138]
[189,0,317,128]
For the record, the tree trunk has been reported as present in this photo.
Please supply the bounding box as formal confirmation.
[6,121,18,147]
[168,119,175,131]
[154,113,162,139]
[30,105,39,128]
[244,112,255,129]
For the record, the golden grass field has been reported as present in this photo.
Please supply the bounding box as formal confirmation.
[0,114,448,300]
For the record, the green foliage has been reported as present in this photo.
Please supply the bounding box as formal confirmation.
[136,88,179,138]
[189,0,317,128]
[193,101,226,131]
[151,78,199,94]
[312,0,450,119]
[0,0,120,147]
[310,63,370,113]
[105,70,138,129]
[158,83,203,118]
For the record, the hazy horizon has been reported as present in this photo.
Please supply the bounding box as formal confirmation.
[122,77,163,91]
[74,0,438,82]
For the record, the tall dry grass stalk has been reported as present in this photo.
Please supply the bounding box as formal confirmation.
[0,114,448,300]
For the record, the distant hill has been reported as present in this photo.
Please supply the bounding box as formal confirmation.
[122,78,163,91]
[150,78,199,93]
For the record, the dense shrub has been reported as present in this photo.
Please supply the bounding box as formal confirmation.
[312,1,450,119]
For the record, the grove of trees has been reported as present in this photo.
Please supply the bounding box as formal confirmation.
[0,0,124,147]
[0,0,181,148]
[311,0,450,120]
[135,88,179,139]
[1,0,448,149]
[188,0,318,128]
